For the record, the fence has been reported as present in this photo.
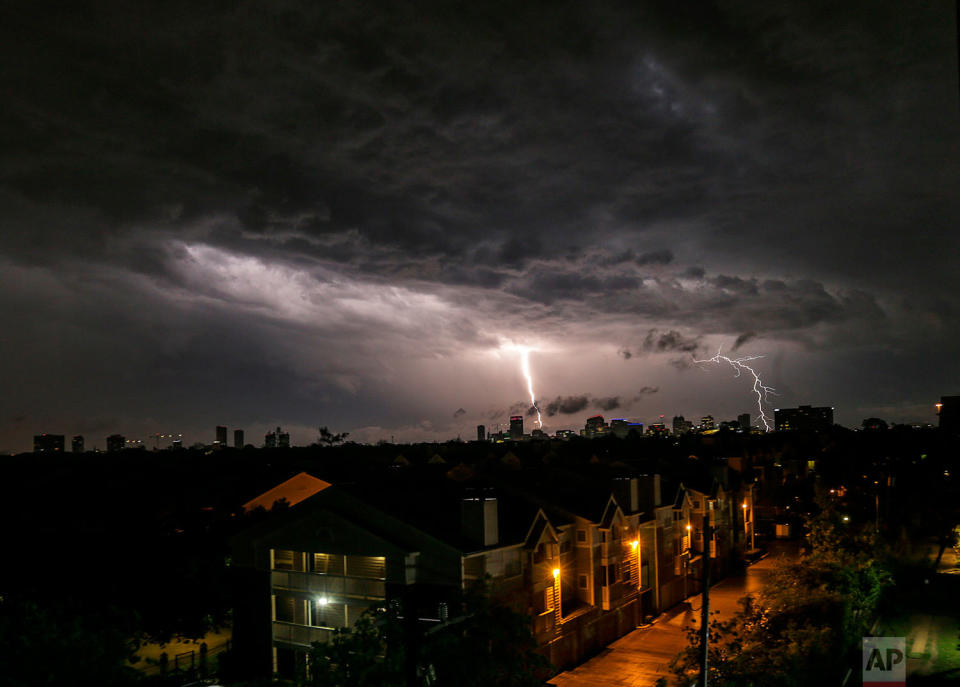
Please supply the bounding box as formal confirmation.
[143,639,232,679]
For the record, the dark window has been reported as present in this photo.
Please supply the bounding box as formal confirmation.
[560,540,572,554]
[578,574,588,589]
[576,529,587,543]
[275,595,295,623]
[600,566,607,586]
[275,647,299,679]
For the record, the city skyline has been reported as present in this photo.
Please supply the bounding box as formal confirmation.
[2,2,958,453]
[27,399,946,453]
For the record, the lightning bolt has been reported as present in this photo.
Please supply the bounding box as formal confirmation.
[693,346,776,432]
[519,348,543,429]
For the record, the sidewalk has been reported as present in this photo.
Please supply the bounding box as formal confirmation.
[549,543,797,687]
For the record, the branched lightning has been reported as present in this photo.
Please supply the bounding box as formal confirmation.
[519,348,543,429]
[693,346,777,432]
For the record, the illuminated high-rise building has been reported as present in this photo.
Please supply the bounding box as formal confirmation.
[700,415,715,431]
[774,405,834,432]
[583,415,609,438]
[72,435,84,453]
[106,434,125,452]
[647,422,667,436]
[937,396,960,434]
[738,413,751,430]
[477,425,486,442]
[265,426,290,449]
[33,434,64,453]
[509,416,523,440]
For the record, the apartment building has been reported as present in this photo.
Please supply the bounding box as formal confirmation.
[231,468,747,678]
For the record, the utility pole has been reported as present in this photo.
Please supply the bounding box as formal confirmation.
[699,507,711,687]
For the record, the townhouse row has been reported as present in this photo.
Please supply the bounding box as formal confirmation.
[230,469,756,678]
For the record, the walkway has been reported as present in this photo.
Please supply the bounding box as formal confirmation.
[549,542,798,687]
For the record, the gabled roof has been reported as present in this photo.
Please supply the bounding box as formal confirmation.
[524,510,559,549]
[242,471,331,512]
[599,495,625,529]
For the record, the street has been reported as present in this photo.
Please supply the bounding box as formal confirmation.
[549,542,799,687]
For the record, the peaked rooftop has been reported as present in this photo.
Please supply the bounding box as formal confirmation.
[242,471,332,512]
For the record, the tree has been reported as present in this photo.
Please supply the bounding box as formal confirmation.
[672,506,891,686]
[0,598,142,687]
[317,427,349,446]
[306,587,551,687]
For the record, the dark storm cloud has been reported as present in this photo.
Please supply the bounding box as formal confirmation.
[643,329,702,354]
[1,0,958,448]
[541,393,641,416]
[732,332,758,351]
[544,395,591,417]
[636,386,659,396]
[453,407,466,418]
[593,396,621,411]
[635,250,673,267]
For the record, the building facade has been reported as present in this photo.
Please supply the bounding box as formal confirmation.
[33,434,65,453]
[774,405,834,432]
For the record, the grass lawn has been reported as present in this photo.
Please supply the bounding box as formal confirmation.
[880,568,960,685]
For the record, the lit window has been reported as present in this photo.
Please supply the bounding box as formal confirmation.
[274,549,295,570]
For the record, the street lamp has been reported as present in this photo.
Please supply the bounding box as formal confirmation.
[552,567,561,620]
[631,539,640,591]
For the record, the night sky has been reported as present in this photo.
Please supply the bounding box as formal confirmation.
[3,2,958,451]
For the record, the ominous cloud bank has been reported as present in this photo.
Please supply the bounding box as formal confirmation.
[1,1,958,449]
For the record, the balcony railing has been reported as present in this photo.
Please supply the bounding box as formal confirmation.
[271,571,386,600]
[532,611,555,637]
[272,621,333,647]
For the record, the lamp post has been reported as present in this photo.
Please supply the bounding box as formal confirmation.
[552,567,561,625]
[742,501,755,551]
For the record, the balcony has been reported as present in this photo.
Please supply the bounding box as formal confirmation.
[533,610,556,637]
[272,621,333,647]
[271,570,386,600]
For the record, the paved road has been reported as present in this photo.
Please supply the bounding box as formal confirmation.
[549,543,799,687]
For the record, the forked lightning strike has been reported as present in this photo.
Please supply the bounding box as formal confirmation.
[520,348,543,429]
[693,346,776,431]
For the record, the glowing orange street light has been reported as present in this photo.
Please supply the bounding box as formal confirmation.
[630,540,639,550]
[552,567,561,619]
